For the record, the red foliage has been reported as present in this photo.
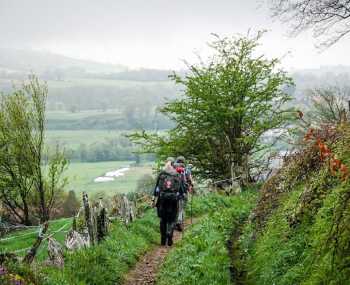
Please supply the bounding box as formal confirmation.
[303,123,349,181]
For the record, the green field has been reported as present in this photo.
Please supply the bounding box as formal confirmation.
[46,110,121,121]
[67,161,154,196]
[46,129,125,149]
[0,218,72,260]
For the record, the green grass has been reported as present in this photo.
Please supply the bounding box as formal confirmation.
[242,187,305,285]
[241,182,350,285]
[40,211,159,285]
[2,192,251,285]
[37,193,230,285]
[0,218,72,261]
[156,191,258,285]
[66,161,153,196]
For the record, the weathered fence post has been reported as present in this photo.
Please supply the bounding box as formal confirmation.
[47,237,64,267]
[121,194,135,225]
[23,222,49,264]
[72,216,77,231]
[65,230,89,250]
[83,192,95,246]
[91,205,98,243]
[96,198,108,242]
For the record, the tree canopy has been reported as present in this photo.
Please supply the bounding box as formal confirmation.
[130,33,295,184]
[0,76,68,225]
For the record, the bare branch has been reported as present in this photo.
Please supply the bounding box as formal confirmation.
[270,0,350,48]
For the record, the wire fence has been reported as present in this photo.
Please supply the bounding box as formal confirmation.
[0,229,40,242]
[0,179,235,257]
[0,220,72,255]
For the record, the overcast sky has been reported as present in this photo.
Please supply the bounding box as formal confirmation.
[0,0,349,70]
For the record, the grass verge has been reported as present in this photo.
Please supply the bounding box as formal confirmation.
[156,190,257,285]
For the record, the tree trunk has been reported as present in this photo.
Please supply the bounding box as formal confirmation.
[23,200,31,226]
[23,222,49,264]
[39,180,49,223]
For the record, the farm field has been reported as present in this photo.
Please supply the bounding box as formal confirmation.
[46,129,125,149]
[46,110,122,121]
[67,161,154,196]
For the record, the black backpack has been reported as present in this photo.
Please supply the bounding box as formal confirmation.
[158,171,181,193]
[157,171,180,219]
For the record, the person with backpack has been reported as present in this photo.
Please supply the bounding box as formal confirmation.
[174,156,193,231]
[152,157,185,246]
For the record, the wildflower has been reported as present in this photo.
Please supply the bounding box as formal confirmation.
[0,265,8,276]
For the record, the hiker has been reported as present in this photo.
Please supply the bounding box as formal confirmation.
[174,156,193,231]
[152,157,184,246]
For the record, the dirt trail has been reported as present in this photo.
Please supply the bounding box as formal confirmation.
[123,219,195,285]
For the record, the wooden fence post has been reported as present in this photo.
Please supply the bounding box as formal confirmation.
[83,192,95,246]
[96,198,108,242]
[23,222,49,264]
[72,216,77,231]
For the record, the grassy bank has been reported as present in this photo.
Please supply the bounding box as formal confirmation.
[238,126,350,285]
[156,191,258,285]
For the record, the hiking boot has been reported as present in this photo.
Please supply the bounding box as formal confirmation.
[176,223,184,232]
[167,238,173,246]
[161,236,166,246]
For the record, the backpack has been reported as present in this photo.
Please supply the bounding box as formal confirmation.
[176,166,186,181]
[158,171,181,193]
[176,165,191,192]
[157,171,180,218]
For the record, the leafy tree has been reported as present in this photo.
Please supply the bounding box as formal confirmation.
[130,33,295,184]
[270,0,350,48]
[0,76,68,262]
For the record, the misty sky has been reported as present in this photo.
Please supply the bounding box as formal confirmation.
[1,0,349,70]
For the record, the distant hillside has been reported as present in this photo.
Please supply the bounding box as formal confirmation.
[0,48,126,76]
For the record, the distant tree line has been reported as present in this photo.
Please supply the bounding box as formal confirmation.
[63,139,155,163]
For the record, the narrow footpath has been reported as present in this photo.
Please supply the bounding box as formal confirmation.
[227,217,248,285]
[123,219,196,285]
